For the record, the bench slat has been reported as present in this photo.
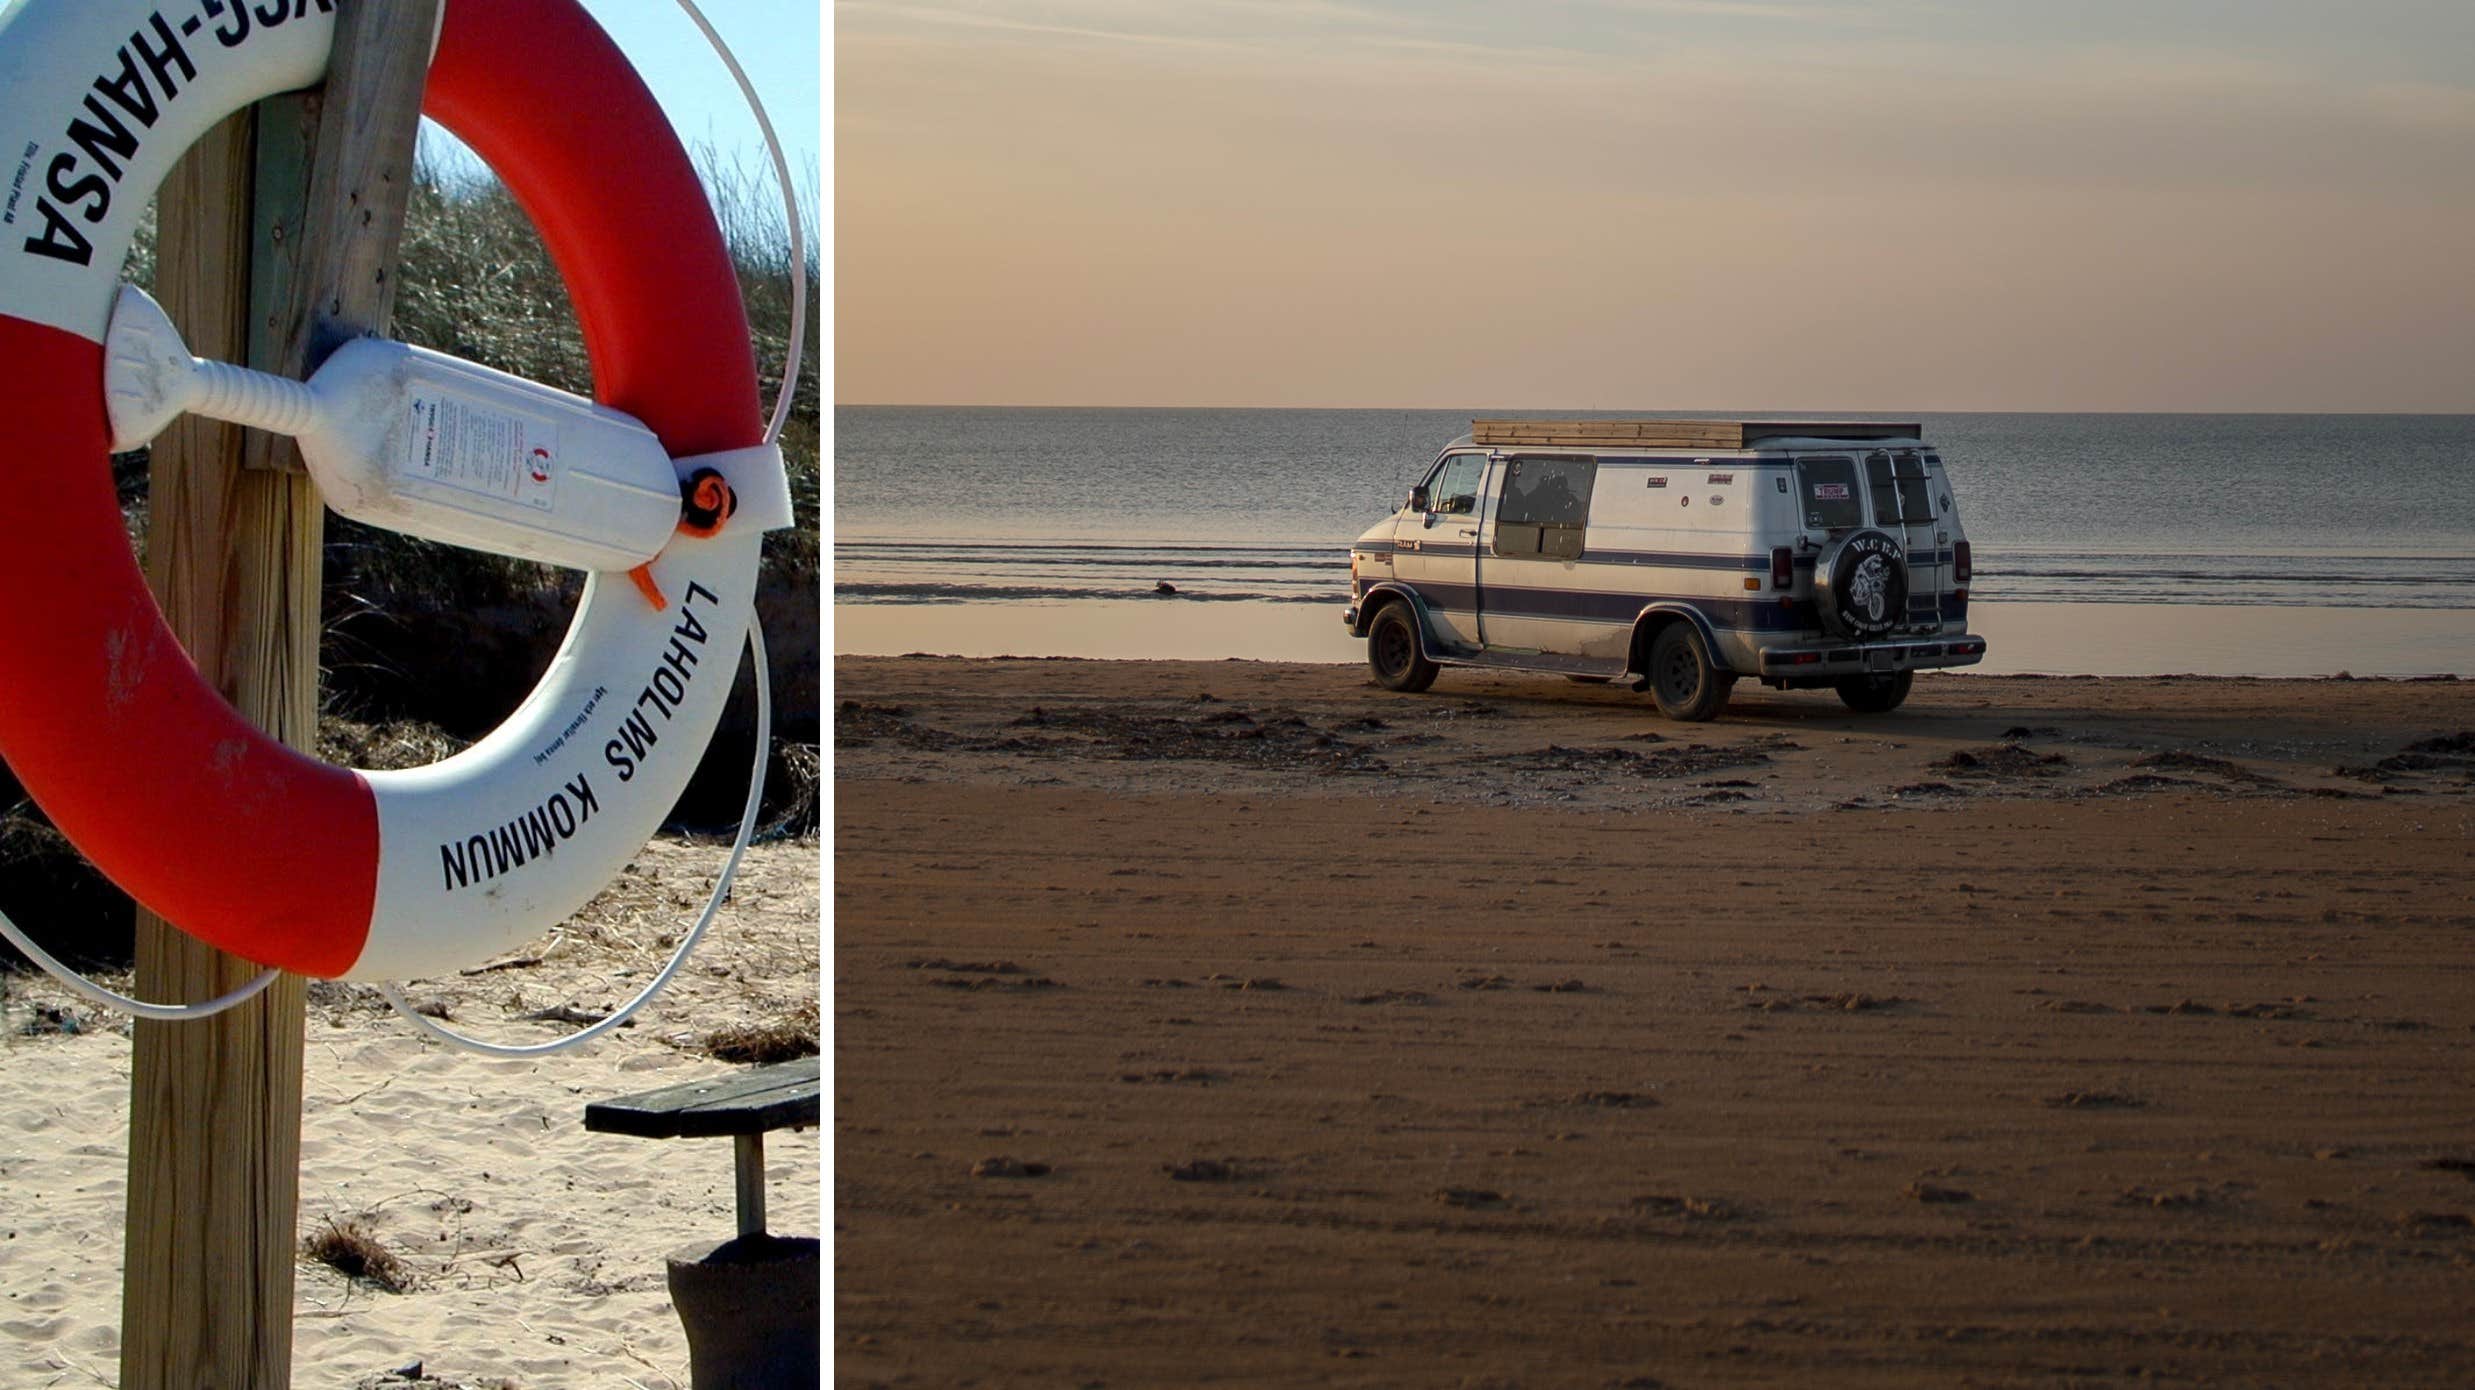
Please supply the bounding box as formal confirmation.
[584,1056,820,1139]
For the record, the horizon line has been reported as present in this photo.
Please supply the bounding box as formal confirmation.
[833,402,2475,417]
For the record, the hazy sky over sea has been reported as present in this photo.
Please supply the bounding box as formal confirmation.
[836,1,2475,411]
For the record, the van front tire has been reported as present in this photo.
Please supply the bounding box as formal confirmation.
[1835,670,1914,713]
[1366,603,1439,693]
[1646,624,1733,722]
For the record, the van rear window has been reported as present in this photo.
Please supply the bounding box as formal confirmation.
[1866,450,1936,525]
[1797,456,1863,530]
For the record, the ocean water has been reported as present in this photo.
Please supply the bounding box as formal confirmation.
[833,407,2475,674]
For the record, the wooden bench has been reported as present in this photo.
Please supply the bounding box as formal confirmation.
[584,1056,819,1237]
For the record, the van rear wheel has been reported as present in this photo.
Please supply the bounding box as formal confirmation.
[1646,624,1734,722]
[1366,603,1439,693]
[1834,670,1914,713]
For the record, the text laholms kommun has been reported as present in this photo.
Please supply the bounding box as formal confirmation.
[438,581,723,893]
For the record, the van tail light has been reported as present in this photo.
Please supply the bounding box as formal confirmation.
[1770,546,1793,590]
[1953,540,1972,584]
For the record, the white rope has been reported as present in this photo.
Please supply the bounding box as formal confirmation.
[0,908,277,1022]
[376,624,769,1055]
[375,4,795,1053]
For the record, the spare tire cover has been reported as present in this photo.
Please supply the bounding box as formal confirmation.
[1816,529,1908,639]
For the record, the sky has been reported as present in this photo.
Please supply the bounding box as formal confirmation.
[836,0,2475,412]
[585,0,823,187]
[423,1,822,228]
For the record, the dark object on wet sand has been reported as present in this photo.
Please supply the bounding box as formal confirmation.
[1908,1182,1974,1204]
[972,1155,1053,1178]
[1934,744,2069,778]
[1155,580,1178,595]
[587,1058,820,1388]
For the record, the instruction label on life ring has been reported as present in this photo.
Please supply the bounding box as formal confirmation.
[403,392,561,511]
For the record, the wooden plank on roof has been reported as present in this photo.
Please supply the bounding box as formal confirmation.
[1471,419,1927,449]
[1472,419,1748,449]
[1738,422,1923,443]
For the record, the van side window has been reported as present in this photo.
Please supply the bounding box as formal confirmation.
[1423,453,1486,516]
[1866,449,1936,525]
[1797,455,1863,530]
[1493,454,1596,560]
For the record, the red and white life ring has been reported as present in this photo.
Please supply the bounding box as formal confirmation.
[0,0,791,981]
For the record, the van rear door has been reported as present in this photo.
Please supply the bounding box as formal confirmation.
[1863,448,1945,629]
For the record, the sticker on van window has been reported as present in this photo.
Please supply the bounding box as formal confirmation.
[1706,473,1734,485]
[1813,482,1852,500]
[1645,476,1667,489]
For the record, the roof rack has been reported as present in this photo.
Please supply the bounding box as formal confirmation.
[1471,419,1923,449]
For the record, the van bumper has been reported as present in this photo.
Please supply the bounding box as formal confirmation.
[1757,636,1987,678]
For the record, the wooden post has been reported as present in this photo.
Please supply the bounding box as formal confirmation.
[120,5,437,1386]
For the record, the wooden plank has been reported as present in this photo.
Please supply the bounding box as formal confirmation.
[120,5,437,1387]
[585,1058,824,1140]
[1739,422,1922,443]
[1472,420,1739,441]
[1470,420,1927,449]
[120,106,312,1390]
[1473,420,1746,450]
[246,0,437,469]
[240,94,314,473]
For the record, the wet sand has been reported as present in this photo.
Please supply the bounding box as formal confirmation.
[833,657,2475,1387]
[832,597,2475,678]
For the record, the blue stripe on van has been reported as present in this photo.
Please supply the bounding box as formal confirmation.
[1357,542,1954,569]
[1403,581,1817,633]
[1586,550,1779,571]
[1398,583,1965,628]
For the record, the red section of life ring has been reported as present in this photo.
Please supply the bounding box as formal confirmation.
[0,0,759,977]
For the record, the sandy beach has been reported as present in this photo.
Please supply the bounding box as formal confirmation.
[834,654,2475,1386]
[0,835,819,1390]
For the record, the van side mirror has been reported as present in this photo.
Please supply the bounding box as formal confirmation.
[1406,485,1430,513]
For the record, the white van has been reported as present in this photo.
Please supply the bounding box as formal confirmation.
[1343,420,1988,720]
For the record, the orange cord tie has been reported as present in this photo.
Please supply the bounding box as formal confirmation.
[627,563,667,610]
[629,469,742,609]
[677,466,737,539]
